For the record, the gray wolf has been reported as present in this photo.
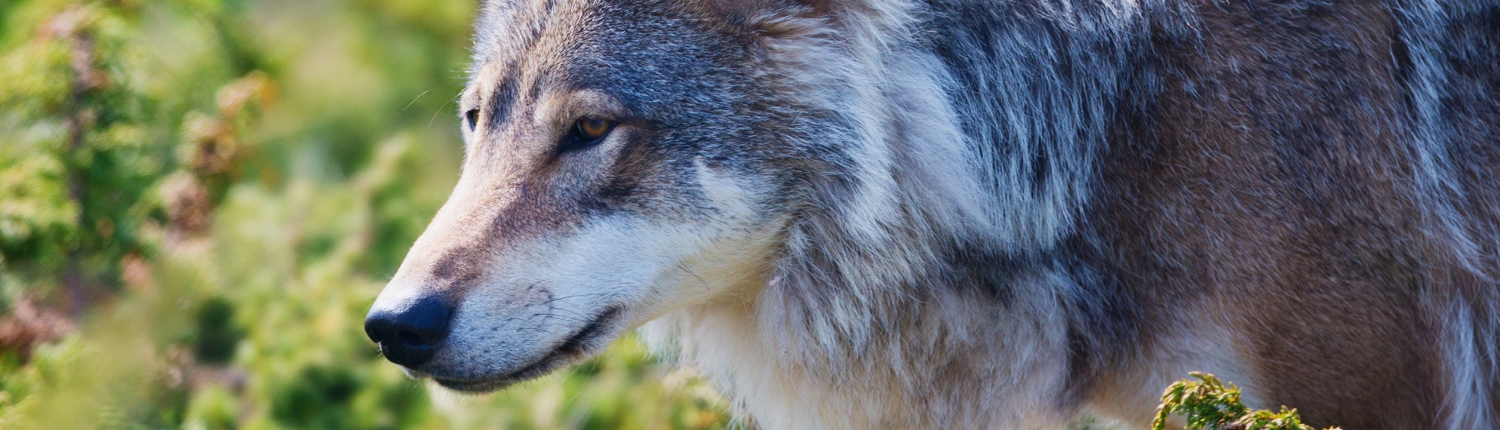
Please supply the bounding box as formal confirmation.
[364,0,1500,428]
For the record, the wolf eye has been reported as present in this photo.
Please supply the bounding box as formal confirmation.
[576,117,612,141]
[464,109,480,132]
[561,117,615,152]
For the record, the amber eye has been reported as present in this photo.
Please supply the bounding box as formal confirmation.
[576,117,613,141]
[464,109,480,132]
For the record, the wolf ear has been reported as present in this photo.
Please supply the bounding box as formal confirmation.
[773,0,837,16]
[731,1,853,57]
[693,0,834,19]
[709,0,909,50]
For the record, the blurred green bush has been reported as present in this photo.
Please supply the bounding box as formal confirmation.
[0,0,732,428]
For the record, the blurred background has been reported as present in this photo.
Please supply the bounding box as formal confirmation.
[0,0,732,428]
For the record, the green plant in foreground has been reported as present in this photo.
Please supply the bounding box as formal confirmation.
[1152,372,1340,430]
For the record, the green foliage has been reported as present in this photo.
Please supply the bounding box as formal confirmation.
[191,295,243,364]
[1153,373,1340,430]
[0,1,162,305]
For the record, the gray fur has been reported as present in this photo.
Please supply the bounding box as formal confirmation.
[368,0,1500,428]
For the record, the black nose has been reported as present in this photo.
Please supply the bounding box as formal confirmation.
[364,295,453,368]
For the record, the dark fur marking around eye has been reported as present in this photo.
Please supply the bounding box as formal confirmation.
[597,177,637,201]
[464,75,517,135]
[477,77,519,134]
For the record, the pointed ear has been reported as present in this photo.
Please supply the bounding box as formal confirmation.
[702,0,911,52]
[773,0,837,17]
[690,0,834,20]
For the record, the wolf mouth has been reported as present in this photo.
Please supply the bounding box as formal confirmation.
[432,306,622,392]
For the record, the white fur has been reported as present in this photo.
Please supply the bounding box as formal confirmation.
[430,176,783,382]
[642,269,1078,429]
[1396,2,1500,426]
[1439,296,1500,430]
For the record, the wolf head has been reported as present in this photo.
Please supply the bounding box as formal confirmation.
[365,0,992,392]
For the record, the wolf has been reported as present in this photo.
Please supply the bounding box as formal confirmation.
[363,0,1500,428]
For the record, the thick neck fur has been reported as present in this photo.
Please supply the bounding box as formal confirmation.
[642,1,1146,428]
[633,0,1500,428]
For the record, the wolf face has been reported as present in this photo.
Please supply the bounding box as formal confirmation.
[364,0,846,392]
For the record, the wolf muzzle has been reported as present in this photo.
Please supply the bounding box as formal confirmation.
[364,294,454,368]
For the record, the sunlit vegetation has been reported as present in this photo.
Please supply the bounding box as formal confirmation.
[1153,373,1341,430]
